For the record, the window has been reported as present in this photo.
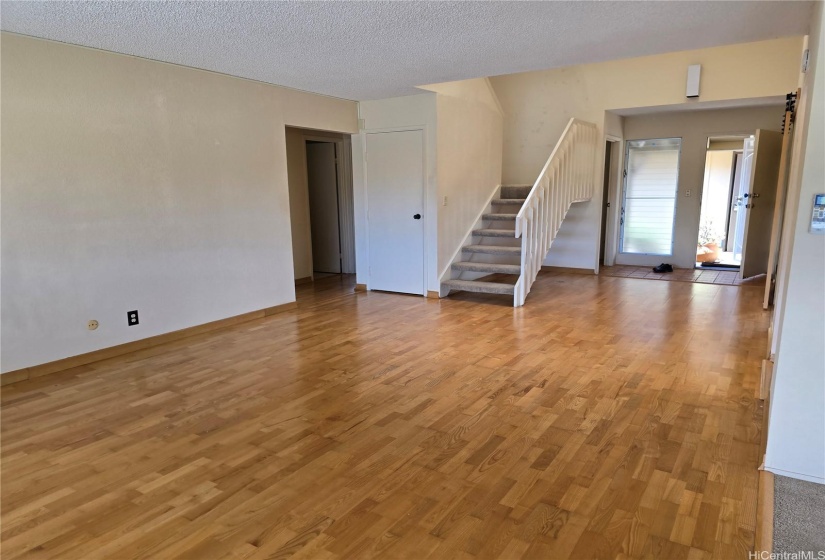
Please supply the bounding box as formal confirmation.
[620,138,681,255]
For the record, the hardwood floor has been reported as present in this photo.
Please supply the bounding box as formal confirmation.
[1,271,769,559]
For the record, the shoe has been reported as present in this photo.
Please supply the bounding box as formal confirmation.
[653,263,673,273]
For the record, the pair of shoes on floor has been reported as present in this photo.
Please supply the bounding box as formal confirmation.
[653,263,674,273]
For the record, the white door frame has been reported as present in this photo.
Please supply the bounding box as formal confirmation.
[337,138,356,274]
[599,134,624,268]
[361,126,429,295]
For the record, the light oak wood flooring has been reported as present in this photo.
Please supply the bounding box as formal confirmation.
[1,271,769,559]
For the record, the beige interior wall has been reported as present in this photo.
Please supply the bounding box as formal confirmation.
[708,139,747,151]
[766,1,825,484]
[490,36,804,270]
[620,106,782,268]
[604,111,625,140]
[0,33,357,373]
[421,78,504,278]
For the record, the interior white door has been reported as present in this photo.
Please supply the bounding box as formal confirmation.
[725,152,743,252]
[732,136,754,261]
[365,130,425,295]
[306,142,341,274]
[740,129,783,279]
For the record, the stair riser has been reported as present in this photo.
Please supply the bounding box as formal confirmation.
[501,186,531,199]
[462,253,522,266]
[464,247,521,256]
[453,263,521,274]
[471,240,521,250]
[451,270,501,283]
[491,205,523,213]
[442,281,515,296]
[483,215,517,221]
[473,230,517,238]
[447,286,514,296]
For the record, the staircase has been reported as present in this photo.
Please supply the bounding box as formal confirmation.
[441,185,529,297]
[440,118,598,306]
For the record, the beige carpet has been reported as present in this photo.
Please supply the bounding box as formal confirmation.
[773,475,825,555]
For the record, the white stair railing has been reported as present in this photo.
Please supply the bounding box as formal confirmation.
[513,118,598,307]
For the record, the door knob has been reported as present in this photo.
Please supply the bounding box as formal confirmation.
[413,214,421,220]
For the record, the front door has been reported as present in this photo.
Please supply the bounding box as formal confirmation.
[732,137,754,261]
[365,130,425,295]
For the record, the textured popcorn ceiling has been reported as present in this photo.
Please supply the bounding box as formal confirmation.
[0,1,814,101]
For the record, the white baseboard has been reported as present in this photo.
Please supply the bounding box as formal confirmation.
[764,465,825,485]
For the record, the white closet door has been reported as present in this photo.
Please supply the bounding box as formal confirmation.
[365,130,425,295]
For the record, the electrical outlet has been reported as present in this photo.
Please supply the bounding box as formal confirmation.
[127,310,139,326]
[685,190,691,197]
[88,320,99,331]
[443,196,448,206]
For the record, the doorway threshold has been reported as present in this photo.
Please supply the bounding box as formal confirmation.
[696,262,740,271]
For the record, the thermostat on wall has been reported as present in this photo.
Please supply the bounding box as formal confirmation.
[811,194,825,234]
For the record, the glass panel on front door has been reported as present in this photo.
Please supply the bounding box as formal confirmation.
[620,138,682,256]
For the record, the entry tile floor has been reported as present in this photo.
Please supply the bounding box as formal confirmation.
[600,265,766,286]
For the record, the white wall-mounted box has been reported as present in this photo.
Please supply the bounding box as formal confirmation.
[686,64,701,98]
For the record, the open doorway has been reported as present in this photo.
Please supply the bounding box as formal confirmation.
[285,127,356,288]
[696,135,750,270]
[599,137,621,267]
[696,130,783,278]
[599,140,612,264]
[307,141,343,275]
